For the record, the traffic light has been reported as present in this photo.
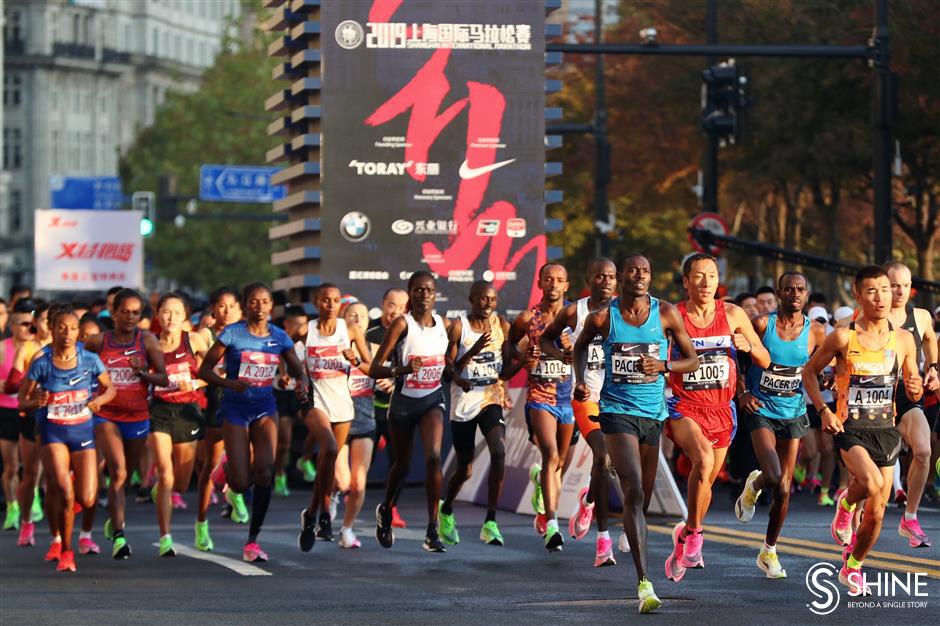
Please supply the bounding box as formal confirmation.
[701,59,747,145]
[132,191,157,238]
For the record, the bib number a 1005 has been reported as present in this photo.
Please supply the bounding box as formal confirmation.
[682,353,729,390]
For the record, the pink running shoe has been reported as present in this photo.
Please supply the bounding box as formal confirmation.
[841,534,856,563]
[838,562,870,595]
[665,522,687,582]
[78,537,100,555]
[568,486,594,540]
[242,542,268,562]
[594,534,616,567]
[17,521,35,547]
[210,454,227,489]
[898,517,931,548]
[533,513,548,536]
[171,492,188,510]
[831,494,855,546]
[210,490,219,506]
[679,529,704,569]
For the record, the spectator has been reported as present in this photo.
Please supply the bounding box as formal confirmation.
[8,284,31,310]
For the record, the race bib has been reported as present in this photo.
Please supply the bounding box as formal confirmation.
[238,351,279,387]
[758,363,803,397]
[682,352,730,390]
[348,367,373,398]
[466,351,501,387]
[531,358,570,383]
[846,373,894,422]
[610,342,659,385]
[156,362,192,395]
[586,340,605,371]
[307,345,347,379]
[404,354,445,391]
[47,389,91,424]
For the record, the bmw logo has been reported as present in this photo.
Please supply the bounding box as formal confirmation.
[340,211,371,242]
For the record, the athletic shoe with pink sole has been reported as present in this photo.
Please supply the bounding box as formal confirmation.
[665,522,687,582]
[898,517,931,548]
[568,486,594,540]
[242,542,268,562]
[594,534,616,567]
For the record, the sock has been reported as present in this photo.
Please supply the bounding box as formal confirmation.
[247,483,272,543]
[51,534,62,544]
[597,530,610,541]
[196,519,207,528]
[840,497,857,513]
[341,526,351,534]
[847,554,862,569]
[485,509,496,523]
[79,531,92,541]
[441,501,454,516]
[763,541,776,554]
[546,518,559,531]
[160,533,170,542]
[904,511,917,521]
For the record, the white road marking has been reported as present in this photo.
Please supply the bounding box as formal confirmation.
[151,542,271,576]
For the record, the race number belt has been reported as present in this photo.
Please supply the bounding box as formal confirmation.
[846,373,895,424]
[682,351,730,390]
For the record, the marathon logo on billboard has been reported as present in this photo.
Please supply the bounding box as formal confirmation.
[337,21,533,51]
[348,270,390,280]
[348,160,440,176]
[55,242,136,263]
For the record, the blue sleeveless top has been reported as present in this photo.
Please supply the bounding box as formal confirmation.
[599,296,669,421]
[745,312,810,420]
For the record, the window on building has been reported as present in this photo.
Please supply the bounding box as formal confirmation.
[4,9,23,45]
[3,128,22,170]
[73,14,81,44]
[9,190,22,233]
[2,129,8,169]
[3,74,22,107]
[152,27,158,55]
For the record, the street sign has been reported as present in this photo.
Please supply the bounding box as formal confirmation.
[688,211,729,255]
[50,176,124,210]
[199,165,287,203]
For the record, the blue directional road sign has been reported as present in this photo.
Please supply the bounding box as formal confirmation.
[199,165,287,203]
[49,176,124,210]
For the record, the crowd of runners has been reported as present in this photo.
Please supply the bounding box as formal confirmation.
[0,254,937,613]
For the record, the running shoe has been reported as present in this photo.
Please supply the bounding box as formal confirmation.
[679,529,704,569]
[3,502,20,530]
[756,549,787,578]
[480,521,503,546]
[17,521,35,546]
[273,474,290,498]
[637,578,662,614]
[78,537,100,555]
[831,493,855,546]
[544,525,564,552]
[44,540,62,562]
[194,520,214,552]
[842,535,856,563]
[839,561,870,595]
[898,517,931,548]
[568,486,594,540]
[316,514,334,542]
[296,457,317,483]
[158,534,176,557]
[375,503,394,548]
[792,464,806,485]
[422,526,446,553]
[242,542,268,562]
[894,488,907,507]
[594,534,616,567]
[809,478,822,493]
[529,463,545,515]
[104,517,114,541]
[665,522,687,582]
[210,455,227,488]
[56,550,76,573]
[135,485,153,503]
[329,491,341,522]
[438,502,460,545]
[339,528,361,549]
[225,489,249,524]
[112,536,131,560]
[30,487,43,522]
[818,491,835,506]
[171,492,187,510]
[391,506,407,528]
[533,512,548,536]
[130,469,142,487]
[298,509,317,552]
[735,469,762,523]
[618,531,631,553]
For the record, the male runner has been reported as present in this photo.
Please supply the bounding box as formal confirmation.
[755,286,778,316]
[665,253,770,582]
[541,259,618,566]
[884,261,938,547]
[735,271,826,578]
[274,305,308,497]
[804,265,923,593]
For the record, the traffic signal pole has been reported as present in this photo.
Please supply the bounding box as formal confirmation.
[702,0,718,213]
[871,0,895,263]
[593,0,611,258]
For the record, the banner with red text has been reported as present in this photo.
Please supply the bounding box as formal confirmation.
[34,209,144,291]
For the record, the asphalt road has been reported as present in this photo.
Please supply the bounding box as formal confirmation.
[1,483,938,625]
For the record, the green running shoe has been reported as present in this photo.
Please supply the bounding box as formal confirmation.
[130,469,142,488]
[194,520,214,552]
[158,534,176,557]
[104,517,114,541]
[529,463,544,515]
[3,502,20,531]
[225,490,249,524]
[479,521,504,546]
[793,464,806,485]
[30,487,43,522]
[544,524,563,551]
[637,578,662,614]
[112,536,131,559]
[273,474,290,497]
[438,502,460,545]
[296,458,317,483]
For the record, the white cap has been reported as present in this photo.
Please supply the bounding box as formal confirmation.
[807,306,829,323]
[833,306,854,323]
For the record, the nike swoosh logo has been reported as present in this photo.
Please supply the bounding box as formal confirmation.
[458,157,516,180]
[265,342,279,347]
[68,377,83,386]
[135,428,147,436]
[859,377,879,384]
[619,345,639,352]
[80,440,93,447]
[190,428,200,435]
[175,353,186,359]
[107,358,123,365]
[124,350,138,356]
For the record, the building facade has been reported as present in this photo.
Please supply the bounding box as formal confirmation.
[1,0,240,295]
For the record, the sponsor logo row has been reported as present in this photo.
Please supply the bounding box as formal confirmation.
[340,211,528,242]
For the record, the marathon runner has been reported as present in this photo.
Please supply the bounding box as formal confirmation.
[574,253,699,612]
[439,280,511,547]
[273,305,308,498]
[540,259,617,564]
[149,293,209,557]
[803,265,923,593]
[198,283,308,562]
[84,289,169,559]
[17,307,116,572]
[506,263,574,551]
[665,253,770,582]
[0,300,35,531]
[296,283,372,552]
[884,261,938,548]
[735,271,826,578]
[371,272,450,552]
